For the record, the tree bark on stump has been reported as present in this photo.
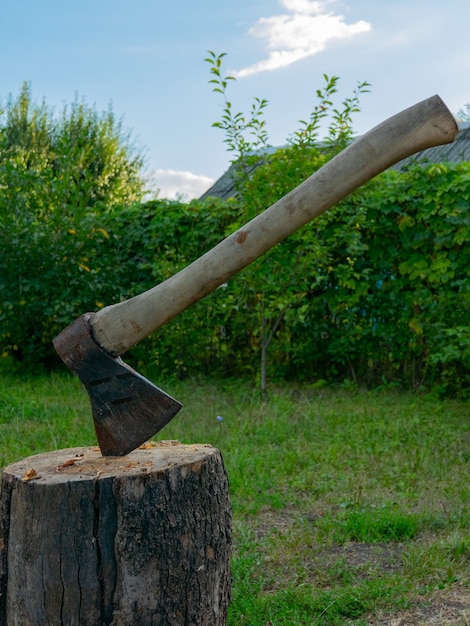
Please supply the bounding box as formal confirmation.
[0,442,231,626]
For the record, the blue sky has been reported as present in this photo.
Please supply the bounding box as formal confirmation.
[1,0,469,199]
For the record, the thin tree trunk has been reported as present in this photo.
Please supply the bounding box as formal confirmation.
[259,291,287,399]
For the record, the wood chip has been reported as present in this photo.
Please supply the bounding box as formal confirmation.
[55,459,76,471]
[22,468,38,481]
[138,442,154,450]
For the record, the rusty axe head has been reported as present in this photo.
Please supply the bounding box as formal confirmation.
[53,314,182,456]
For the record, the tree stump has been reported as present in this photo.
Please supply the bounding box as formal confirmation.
[0,442,231,626]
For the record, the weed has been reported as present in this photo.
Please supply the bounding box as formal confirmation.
[336,507,420,543]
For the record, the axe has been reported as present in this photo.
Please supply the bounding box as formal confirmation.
[53,95,458,456]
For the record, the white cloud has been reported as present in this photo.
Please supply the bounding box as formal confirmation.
[145,169,215,201]
[234,0,371,78]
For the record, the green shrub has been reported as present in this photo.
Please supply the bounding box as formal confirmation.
[0,83,144,364]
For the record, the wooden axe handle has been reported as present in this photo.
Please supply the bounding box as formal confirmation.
[91,95,458,356]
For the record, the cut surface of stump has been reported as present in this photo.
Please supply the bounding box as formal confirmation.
[0,442,232,626]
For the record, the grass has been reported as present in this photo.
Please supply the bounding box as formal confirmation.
[1,362,469,624]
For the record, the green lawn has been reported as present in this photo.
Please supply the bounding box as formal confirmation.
[1,365,469,624]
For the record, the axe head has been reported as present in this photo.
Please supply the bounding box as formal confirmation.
[53,314,182,456]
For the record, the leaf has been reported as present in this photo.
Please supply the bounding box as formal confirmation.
[96,227,109,239]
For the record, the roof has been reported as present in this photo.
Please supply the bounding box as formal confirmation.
[200,123,470,201]
[393,123,470,169]
[199,159,260,201]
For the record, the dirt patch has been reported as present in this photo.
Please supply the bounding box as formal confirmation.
[318,541,405,575]
[245,508,470,624]
[253,505,298,538]
[368,586,470,625]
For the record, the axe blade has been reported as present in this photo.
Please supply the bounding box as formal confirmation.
[53,314,182,456]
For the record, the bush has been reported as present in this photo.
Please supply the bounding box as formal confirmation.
[0,83,144,364]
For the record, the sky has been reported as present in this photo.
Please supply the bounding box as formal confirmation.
[1,0,469,200]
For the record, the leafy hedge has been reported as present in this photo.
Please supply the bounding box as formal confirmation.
[133,162,470,396]
[1,163,469,396]
[301,162,470,395]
